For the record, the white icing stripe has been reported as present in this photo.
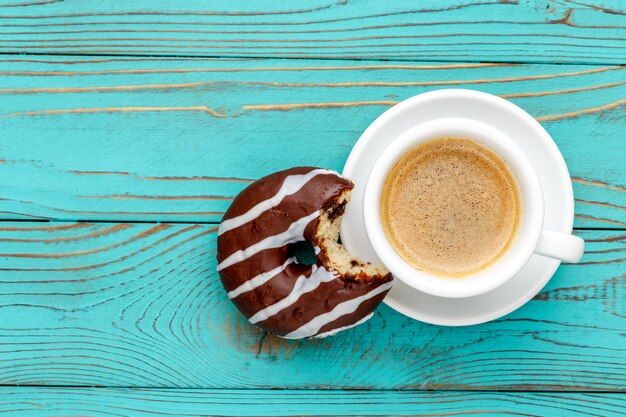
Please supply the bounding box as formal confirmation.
[313,312,374,339]
[248,265,338,324]
[227,257,296,299]
[282,281,393,339]
[216,210,320,272]
[218,168,339,235]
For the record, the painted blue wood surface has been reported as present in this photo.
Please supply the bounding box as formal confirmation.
[0,0,624,415]
[0,0,625,64]
[0,224,623,390]
[1,388,625,417]
[0,57,624,226]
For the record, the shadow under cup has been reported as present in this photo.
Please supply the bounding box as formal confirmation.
[363,118,545,299]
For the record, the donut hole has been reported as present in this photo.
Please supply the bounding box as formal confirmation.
[315,190,390,281]
[288,240,317,266]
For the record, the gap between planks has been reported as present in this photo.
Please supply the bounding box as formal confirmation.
[0,218,623,231]
[0,51,624,67]
[0,384,624,393]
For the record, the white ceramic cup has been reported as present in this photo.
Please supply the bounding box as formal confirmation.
[363,117,585,298]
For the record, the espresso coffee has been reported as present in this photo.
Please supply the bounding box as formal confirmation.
[381,138,520,277]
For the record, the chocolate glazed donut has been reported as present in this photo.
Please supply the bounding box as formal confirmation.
[217,167,392,339]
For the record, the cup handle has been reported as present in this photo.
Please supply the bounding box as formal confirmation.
[534,229,585,263]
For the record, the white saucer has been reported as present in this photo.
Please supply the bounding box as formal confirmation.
[341,89,575,326]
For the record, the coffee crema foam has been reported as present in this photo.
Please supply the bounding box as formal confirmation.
[381,138,521,277]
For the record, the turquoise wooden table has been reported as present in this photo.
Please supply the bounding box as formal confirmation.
[0,1,625,415]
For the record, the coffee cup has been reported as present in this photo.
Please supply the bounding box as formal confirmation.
[363,117,585,298]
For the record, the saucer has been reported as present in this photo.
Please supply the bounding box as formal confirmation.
[341,89,575,326]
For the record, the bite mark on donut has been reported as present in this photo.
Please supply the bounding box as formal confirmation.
[315,189,390,282]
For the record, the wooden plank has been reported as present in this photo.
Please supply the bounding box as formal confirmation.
[0,0,625,64]
[0,57,624,227]
[1,388,625,417]
[0,222,623,389]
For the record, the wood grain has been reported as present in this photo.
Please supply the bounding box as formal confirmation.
[0,222,623,389]
[0,56,624,226]
[0,0,625,64]
[1,388,625,416]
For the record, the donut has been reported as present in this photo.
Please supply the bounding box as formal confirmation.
[216,167,392,339]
